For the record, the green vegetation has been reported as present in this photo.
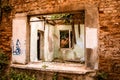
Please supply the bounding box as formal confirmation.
[51,13,72,20]
[0,49,9,72]
[0,49,36,80]
[2,4,12,12]
[42,64,48,69]
[51,13,73,24]
[52,72,58,80]
[62,77,72,80]
[0,49,9,80]
[0,69,37,80]
[52,72,71,80]
[10,69,36,80]
[95,71,108,80]
[1,0,12,13]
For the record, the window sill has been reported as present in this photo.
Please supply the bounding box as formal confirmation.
[11,62,95,75]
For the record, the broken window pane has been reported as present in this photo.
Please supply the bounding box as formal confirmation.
[60,30,73,48]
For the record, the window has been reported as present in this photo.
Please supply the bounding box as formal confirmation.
[60,30,73,48]
[11,3,99,70]
[12,12,86,64]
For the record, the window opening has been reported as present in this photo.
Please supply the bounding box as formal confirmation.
[37,30,40,60]
[60,30,73,48]
[29,11,85,63]
[37,30,44,60]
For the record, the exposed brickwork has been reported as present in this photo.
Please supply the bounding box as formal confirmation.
[99,0,120,79]
[0,0,120,79]
[9,0,100,15]
[11,67,96,80]
[0,12,12,54]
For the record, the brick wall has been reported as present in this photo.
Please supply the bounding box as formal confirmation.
[99,0,120,79]
[11,68,96,80]
[0,0,120,79]
[0,10,12,55]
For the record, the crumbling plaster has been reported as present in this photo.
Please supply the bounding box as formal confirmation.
[11,0,99,69]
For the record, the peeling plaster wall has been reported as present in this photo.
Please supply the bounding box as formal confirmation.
[54,24,85,61]
[29,23,85,62]
[86,28,97,49]
[86,27,98,69]
[10,0,100,68]
[12,13,27,64]
[44,24,54,61]
[30,21,44,62]
[10,0,99,68]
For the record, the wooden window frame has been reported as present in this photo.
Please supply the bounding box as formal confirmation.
[60,30,73,49]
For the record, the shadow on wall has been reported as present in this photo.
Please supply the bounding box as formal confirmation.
[86,27,98,69]
[86,48,98,69]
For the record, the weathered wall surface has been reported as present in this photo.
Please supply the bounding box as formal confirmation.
[0,11,12,57]
[98,0,120,79]
[0,0,120,79]
[11,67,96,80]
[10,0,99,67]
[12,13,27,64]
[54,24,85,61]
[30,20,44,62]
